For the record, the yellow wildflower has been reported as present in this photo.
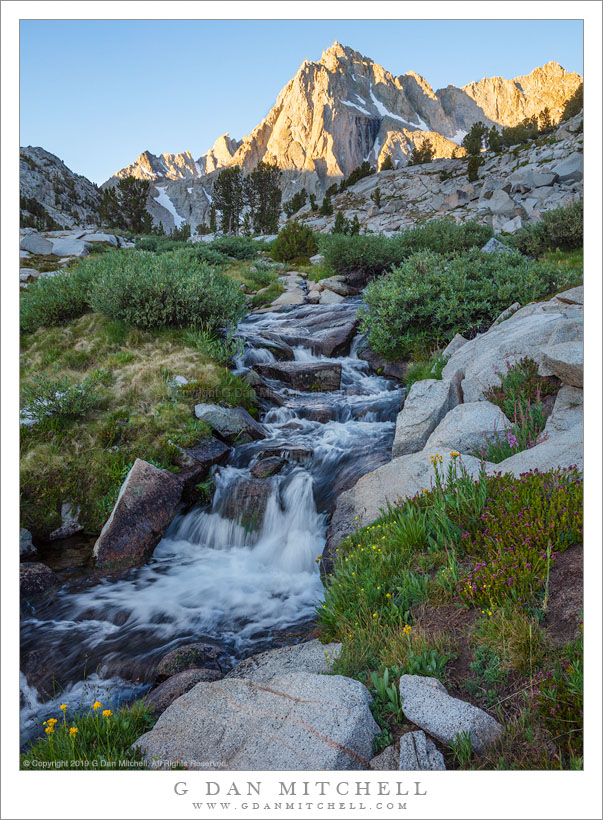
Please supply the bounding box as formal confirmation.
[91,701,102,711]
[403,624,412,635]
[45,726,54,734]
[60,704,68,712]
[102,709,113,718]
[69,727,78,737]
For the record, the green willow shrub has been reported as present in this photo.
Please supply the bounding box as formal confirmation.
[208,235,258,260]
[360,248,572,359]
[322,219,493,278]
[507,200,583,258]
[271,220,318,262]
[20,262,99,333]
[398,218,492,255]
[88,250,245,331]
[322,234,402,278]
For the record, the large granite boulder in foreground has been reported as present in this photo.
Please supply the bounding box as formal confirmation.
[93,459,184,569]
[134,671,380,770]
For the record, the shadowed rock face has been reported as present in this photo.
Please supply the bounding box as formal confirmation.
[155,642,228,680]
[217,476,274,531]
[20,146,101,229]
[20,562,59,599]
[254,361,342,391]
[145,669,224,716]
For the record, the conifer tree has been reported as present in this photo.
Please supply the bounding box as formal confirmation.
[319,194,334,216]
[244,162,282,234]
[116,176,152,233]
[213,166,245,234]
[409,138,435,165]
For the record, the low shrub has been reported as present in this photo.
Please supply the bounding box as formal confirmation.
[88,250,245,331]
[506,200,583,258]
[321,234,402,278]
[20,263,98,333]
[359,248,574,359]
[271,221,318,262]
[208,235,259,260]
[322,219,493,279]
[178,245,230,267]
[135,236,190,253]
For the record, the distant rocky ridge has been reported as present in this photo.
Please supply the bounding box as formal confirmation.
[100,43,581,231]
[20,43,581,235]
[20,146,101,229]
[297,112,583,236]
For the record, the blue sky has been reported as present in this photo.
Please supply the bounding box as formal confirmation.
[20,19,583,184]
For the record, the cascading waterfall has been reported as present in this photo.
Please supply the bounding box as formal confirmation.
[20,300,403,742]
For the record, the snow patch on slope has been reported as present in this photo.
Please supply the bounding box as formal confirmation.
[153,186,185,228]
[342,99,372,117]
[450,129,468,145]
[368,87,413,126]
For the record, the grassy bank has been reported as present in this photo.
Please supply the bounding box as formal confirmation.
[20,245,267,539]
[317,459,583,769]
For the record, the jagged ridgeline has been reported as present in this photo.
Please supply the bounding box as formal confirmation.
[21,42,582,233]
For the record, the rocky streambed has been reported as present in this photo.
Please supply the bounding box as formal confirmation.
[20,296,404,740]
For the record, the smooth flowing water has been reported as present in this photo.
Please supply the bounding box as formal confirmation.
[20,299,403,740]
